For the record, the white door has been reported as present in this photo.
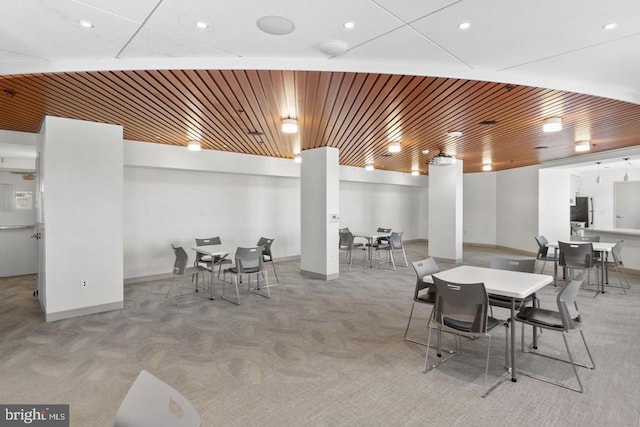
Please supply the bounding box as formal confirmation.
[614,181,640,229]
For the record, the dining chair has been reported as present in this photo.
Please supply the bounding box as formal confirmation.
[597,240,630,294]
[195,236,232,278]
[338,228,366,268]
[424,276,506,397]
[223,246,270,305]
[403,258,439,345]
[534,235,557,274]
[167,244,208,304]
[515,277,595,393]
[376,231,408,270]
[488,257,539,363]
[113,370,202,427]
[257,237,279,284]
[559,241,598,293]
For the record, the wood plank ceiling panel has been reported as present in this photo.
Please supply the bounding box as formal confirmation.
[1,69,640,173]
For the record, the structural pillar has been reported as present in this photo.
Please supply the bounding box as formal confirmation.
[300,147,340,280]
[428,160,463,262]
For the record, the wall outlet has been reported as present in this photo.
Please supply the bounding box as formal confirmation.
[81,279,88,289]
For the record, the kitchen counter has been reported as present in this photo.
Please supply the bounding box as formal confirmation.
[584,228,640,272]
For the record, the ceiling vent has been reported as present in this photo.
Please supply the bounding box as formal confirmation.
[428,152,457,166]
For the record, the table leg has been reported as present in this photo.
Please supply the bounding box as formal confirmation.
[601,252,606,293]
[511,297,517,382]
[553,248,558,286]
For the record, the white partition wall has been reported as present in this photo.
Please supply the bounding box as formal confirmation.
[538,168,570,242]
[428,161,463,262]
[38,116,123,322]
[300,147,340,280]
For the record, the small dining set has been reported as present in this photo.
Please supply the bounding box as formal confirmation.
[338,227,408,270]
[404,253,596,397]
[168,236,279,305]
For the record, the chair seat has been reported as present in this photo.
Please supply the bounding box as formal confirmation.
[517,307,566,330]
[443,315,500,332]
[417,291,436,304]
[228,266,261,274]
[488,293,535,309]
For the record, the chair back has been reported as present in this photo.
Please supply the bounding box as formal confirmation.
[432,276,490,333]
[559,241,594,269]
[234,246,264,273]
[535,236,550,259]
[571,235,600,242]
[388,231,404,249]
[195,237,221,262]
[114,370,201,427]
[611,240,624,265]
[490,257,536,273]
[257,237,275,260]
[557,277,583,330]
[339,229,354,249]
[410,258,440,299]
[172,246,189,276]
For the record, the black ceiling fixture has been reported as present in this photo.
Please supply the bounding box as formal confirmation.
[247,130,263,136]
[479,120,498,126]
[2,88,17,97]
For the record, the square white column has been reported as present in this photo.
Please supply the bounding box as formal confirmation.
[300,147,340,280]
[428,160,463,262]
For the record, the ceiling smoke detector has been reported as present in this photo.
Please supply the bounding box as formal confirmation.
[318,40,348,57]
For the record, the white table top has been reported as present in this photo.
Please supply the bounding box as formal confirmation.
[352,231,391,239]
[192,245,230,257]
[428,265,553,299]
[547,241,615,252]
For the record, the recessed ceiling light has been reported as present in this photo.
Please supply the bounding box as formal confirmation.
[388,141,401,153]
[458,22,471,30]
[575,140,591,152]
[447,131,463,137]
[195,21,209,30]
[187,140,201,151]
[365,163,374,171]
[282,118,298,133]
[543,117,562,132]
[256,15,295,35]
[482,163,492,172]
[603,23,618,30]
[411,170,420,176]
[78,20,94,28]
[294,153,302,163]
[421,149,430,155]
[344,21,355,30]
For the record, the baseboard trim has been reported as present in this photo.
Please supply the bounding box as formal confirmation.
[46,301,123,322]
[300,269,339,281]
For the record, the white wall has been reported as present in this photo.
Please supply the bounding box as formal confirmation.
[39,117,123,321]
[574,167,625,229]
[463,172,497,245]
[496,165,540,253]
[538,168,570,243]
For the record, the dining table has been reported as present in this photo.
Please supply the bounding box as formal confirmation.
[426,265,553,394]
[546,241,615,293]
[192,245,231,300]
[351,231,391,268]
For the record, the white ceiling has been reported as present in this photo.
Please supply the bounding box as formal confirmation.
[2,0,640,105]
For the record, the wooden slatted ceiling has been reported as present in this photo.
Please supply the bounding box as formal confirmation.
[1,69,640,173]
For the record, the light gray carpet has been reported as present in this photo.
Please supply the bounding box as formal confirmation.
[1,243,639,426]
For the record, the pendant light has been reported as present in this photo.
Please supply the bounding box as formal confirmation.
[595,161,601,184]
[623,157,630,181]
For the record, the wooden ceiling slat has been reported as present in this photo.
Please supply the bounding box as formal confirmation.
[2,69,640,173]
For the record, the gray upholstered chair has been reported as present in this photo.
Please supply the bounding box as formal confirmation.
[257,237,279,284]
[424,276,506,397]
[195,236,231,278]
[113,369,201,427]
[339,228,365,268]
[376,231,408,270]
[223,246,270,305]
[516,277,595,393]
[534,235,557,274]
[404,258,439,345]
[167,244,208,304]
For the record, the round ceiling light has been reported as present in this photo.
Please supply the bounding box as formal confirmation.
[344,21,355,29]
[195,21,209,30]
[543,117,562,132]
[603,23,618,30]
[256,15,295,35]
[458,22,471,30]
[447,131,463,137]
[187,140,201,151]
[388,141,401,153]
[78,20,94,28]
[318,40,348,57]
